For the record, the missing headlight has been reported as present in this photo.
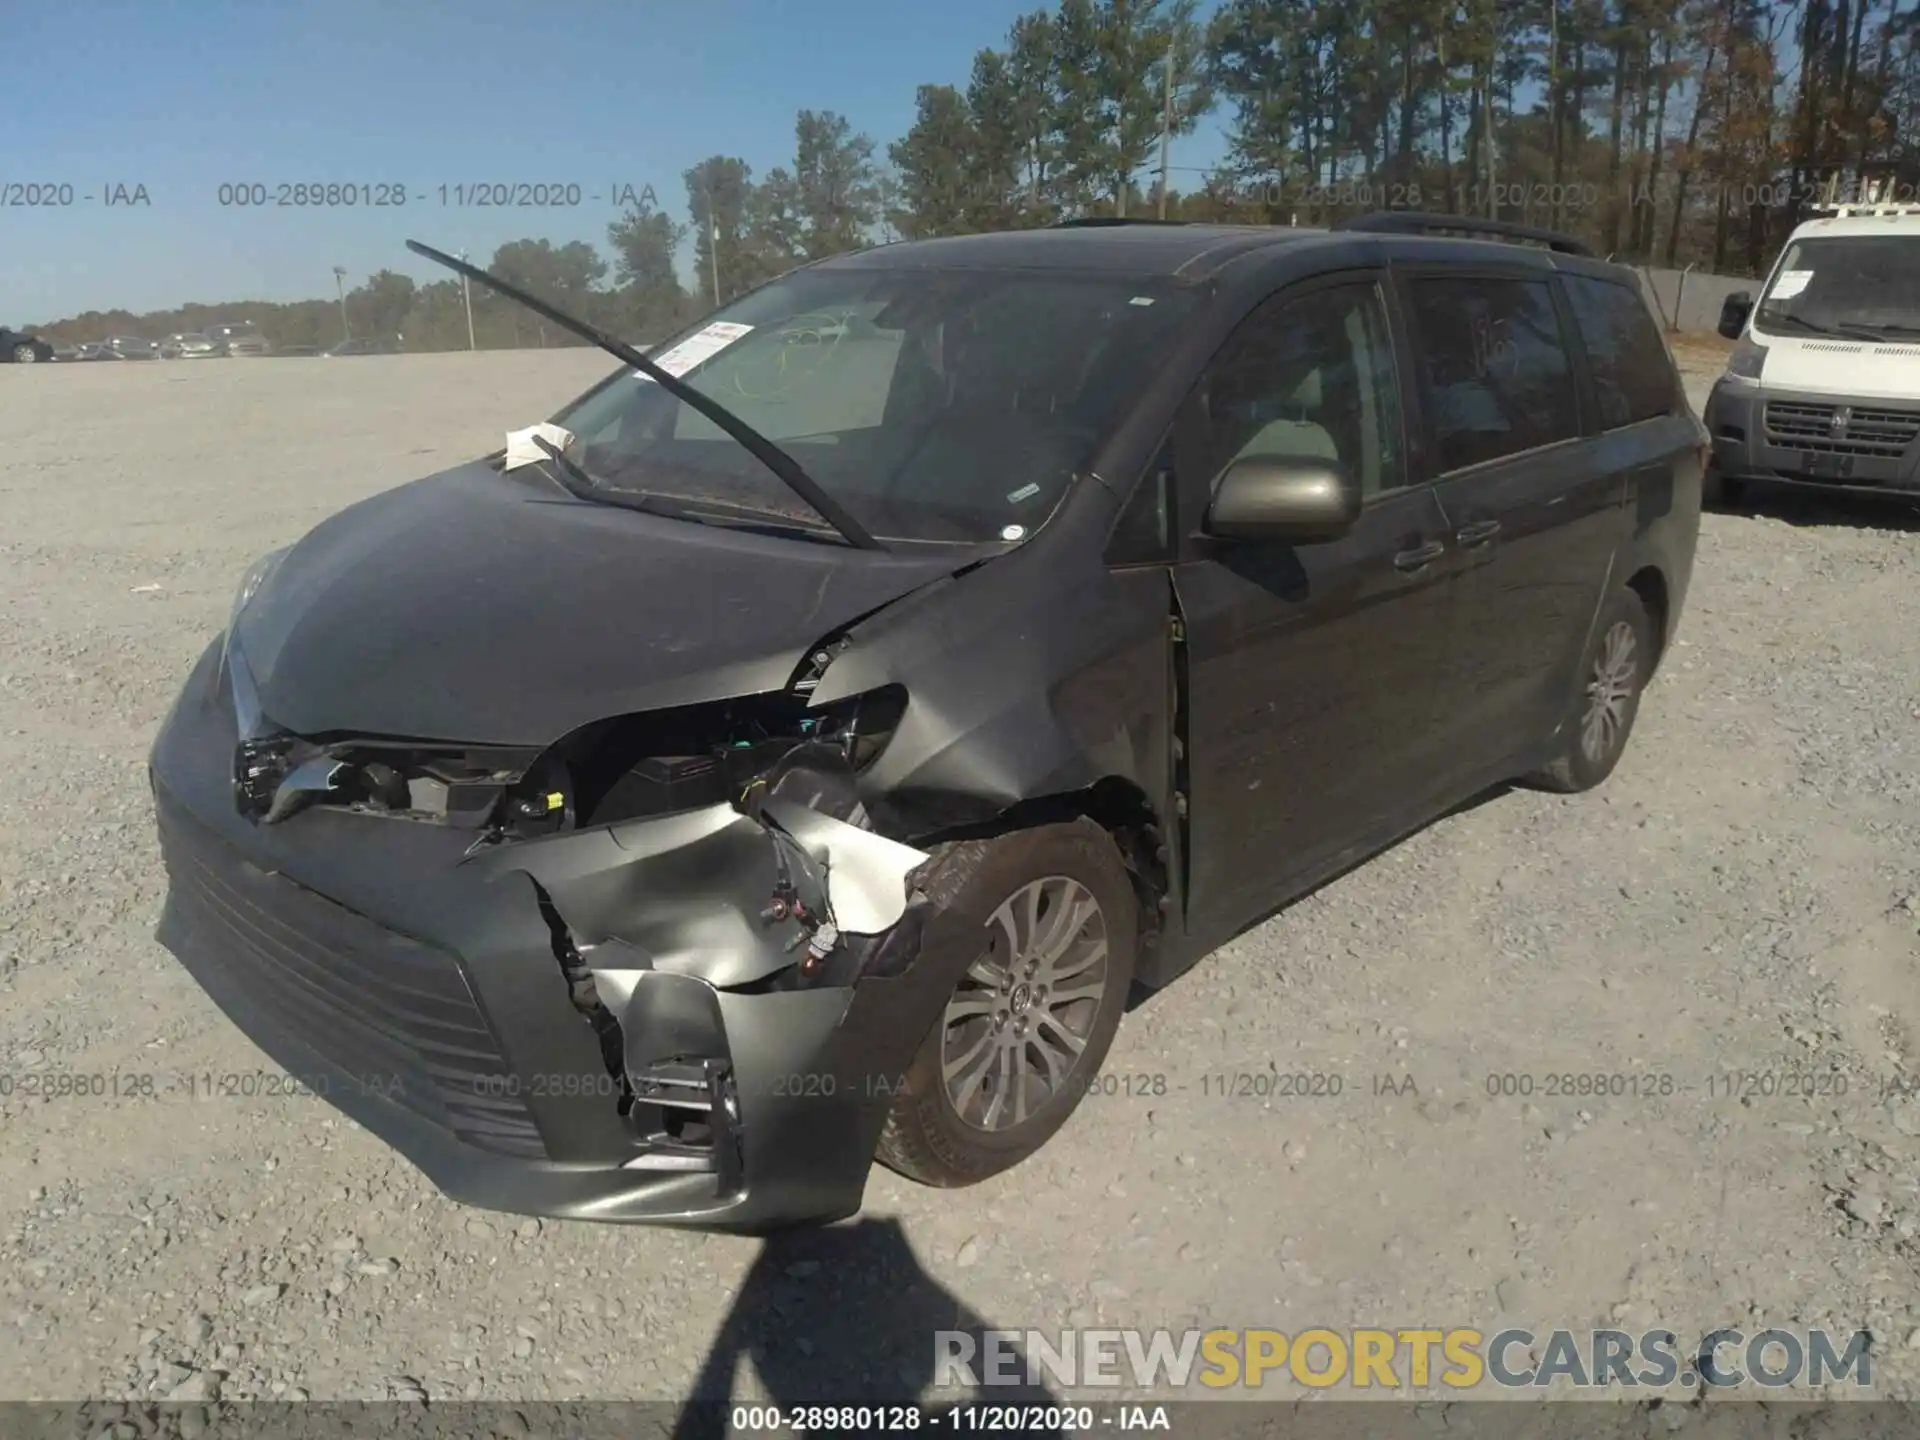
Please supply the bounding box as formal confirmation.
[498,686,907,836]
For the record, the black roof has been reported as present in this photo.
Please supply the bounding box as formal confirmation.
[820,218,1618,283]
[821,223,1331,281]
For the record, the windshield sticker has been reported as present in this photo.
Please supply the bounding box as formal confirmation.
[1769,270,1814,300]
[1001,524,1027,541]
[1007,482,1042,503]
[1129,296,1156,306]
[636,321,754,380]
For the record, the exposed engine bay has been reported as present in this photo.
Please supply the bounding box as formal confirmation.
[233,647,907,846]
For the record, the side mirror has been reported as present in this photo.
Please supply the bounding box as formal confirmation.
[1717,291,1753,340]
[1205,456,1360,543]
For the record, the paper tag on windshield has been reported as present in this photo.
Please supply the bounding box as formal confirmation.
[1769,270,1813,300]
[636,321,754,379]
[502,422,578,471]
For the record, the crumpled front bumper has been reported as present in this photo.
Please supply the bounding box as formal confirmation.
[148,640,958,1232]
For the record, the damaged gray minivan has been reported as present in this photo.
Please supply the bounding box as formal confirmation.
[151,217,1703,1231]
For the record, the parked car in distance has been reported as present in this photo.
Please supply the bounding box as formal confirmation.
[205,321,270,357]
[50,343,83,363]
[1,327,55,363]
[321,336,399,357]
[161,332,220,360]
[150,213,1706,1234]
[104,335,158,360]
[1706,199,1920,508]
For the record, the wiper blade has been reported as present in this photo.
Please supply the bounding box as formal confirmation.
[640,492,848,541]
[1757,310,1841,336]
[526,433,624,502]
[1832,320,1920,340]
[406,239,883,552]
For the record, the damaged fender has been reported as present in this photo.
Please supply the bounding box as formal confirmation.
[476,797,931,994]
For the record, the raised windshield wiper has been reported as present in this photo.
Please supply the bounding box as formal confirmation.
[405,238,884,552]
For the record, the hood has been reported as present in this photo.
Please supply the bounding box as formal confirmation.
[1752,331,1920,402]
[234,460,970,745]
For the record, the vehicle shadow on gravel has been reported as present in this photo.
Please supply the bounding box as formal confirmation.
[670,1216,1064,1439]
[1711,485,1920,532]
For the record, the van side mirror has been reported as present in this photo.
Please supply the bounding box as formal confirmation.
[1717,291,1753,340]
[1205,456,1360,543]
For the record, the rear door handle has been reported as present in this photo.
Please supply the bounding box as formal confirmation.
[1456,519,1502,545]
[1393,540,1447,572]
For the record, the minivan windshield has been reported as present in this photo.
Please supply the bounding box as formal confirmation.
[1755,235,1920,338]
[550,267,1200,545]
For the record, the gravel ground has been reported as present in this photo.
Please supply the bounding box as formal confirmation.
[1,352,1918,1411]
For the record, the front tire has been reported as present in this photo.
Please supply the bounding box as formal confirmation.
[1521,587,1655,794]
[876,820,1138,1187]
[11,343,39,364]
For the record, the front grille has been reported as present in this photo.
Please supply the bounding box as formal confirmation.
[156,799,544,1157]
[1763,400,1920,458]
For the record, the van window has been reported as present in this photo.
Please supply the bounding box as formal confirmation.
[1409,277,1579,471]
[1200,282,1405,500]
[1562,274,1676,428]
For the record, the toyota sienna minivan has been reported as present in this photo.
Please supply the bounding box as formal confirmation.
[150,214,1706,1232]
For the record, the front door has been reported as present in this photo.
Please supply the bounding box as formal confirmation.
[1173,274,1459,931]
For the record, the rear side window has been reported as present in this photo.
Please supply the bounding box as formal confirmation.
[1561,274,1677,428]
[1408,277,1579,471]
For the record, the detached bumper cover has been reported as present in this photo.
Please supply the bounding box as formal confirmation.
[149,641,953,1232]
[1705,380,1920,494]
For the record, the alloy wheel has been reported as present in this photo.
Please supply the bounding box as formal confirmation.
[1579,620,1639,765]
[939,875,1110,1132]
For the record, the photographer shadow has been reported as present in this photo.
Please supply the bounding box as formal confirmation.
[671,1216,1065,1440]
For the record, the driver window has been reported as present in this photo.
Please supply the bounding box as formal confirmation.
[1201,282,1405,500]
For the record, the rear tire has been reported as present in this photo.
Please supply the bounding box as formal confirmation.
[875,821,1138,1188]
[1521,587,1654,795]
[11,343,38,364]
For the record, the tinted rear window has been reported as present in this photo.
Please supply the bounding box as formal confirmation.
[1562,274,1676,428]
[1408,277,1579,471]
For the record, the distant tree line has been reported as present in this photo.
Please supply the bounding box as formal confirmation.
[33,0,1920,346]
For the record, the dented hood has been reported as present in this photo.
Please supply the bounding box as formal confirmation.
[233,460,967,745]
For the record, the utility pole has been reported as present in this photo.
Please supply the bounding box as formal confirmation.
[1481,6,1497,219]
[459,250,475,351]
[332,267,349,342]
[711,208,723,306]
[1158,33,1176,219]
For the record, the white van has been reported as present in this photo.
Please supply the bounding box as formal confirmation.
[1703,201,1920,505]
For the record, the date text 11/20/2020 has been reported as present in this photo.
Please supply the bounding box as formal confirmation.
[211,182,659,209]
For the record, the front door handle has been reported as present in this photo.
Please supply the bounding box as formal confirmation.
[1393,540,1447,572]
[1456,519,1502,545]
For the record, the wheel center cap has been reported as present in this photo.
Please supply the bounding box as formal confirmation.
[1009,982,1034,1014]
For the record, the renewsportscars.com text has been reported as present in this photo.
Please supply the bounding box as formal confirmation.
[934,1327,1873,1391]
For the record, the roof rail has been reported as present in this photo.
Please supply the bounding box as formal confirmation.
[1331,211,1595,257]
[1052,217,1195,228]
[1806,202,1920,219]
